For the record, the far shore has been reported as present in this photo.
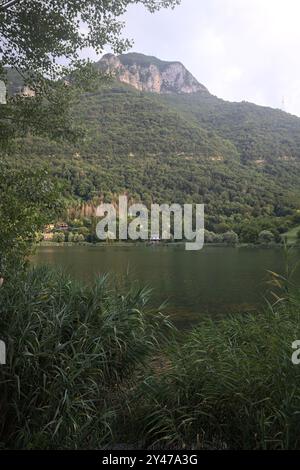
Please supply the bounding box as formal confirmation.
[36,240,294,249]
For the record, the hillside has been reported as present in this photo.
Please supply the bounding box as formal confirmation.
[4,53,300,237]
[162,92,300,164]
[73,82,237,160]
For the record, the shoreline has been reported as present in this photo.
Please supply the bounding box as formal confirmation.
[36,241,293,249]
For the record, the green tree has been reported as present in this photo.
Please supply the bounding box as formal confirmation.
[258,230,275,244]
[0,0,180,145]
[73,233,85,243]
[215,222,231,234]
[204,229,215,243]
[212,233,223,244]
[0,162,60,277]
[223,231,239,245]
[53,232,66,243]
[67,231,74,242]
[0,1,181,274]
[78,226,89,238]
[240,225,259,244]
[0,1,179,74]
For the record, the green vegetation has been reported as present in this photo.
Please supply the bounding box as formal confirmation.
[162,92,300,164]
[1,1,180,146]
[0,162,61,277]
[130,298,300,449]
[0,266,171,449]
[282,224,300,244]
[1,261,300,449]
[4,77,300,239]
[2,2,300,450]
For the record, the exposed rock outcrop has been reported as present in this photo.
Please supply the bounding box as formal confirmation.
[97,52,208,95]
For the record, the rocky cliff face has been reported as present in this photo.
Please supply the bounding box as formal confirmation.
[97,52,208,94]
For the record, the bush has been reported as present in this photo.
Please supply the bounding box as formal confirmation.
[212,233,223,244]
[78,227,90,237]
[67,231,74,242]
[73,233,85,243]
[259,230,275,244]
[0,266,171,449]
[240,225,259,244]
[222,231,239,245]
[215,223,230,234]
[204,230,215,244]
[52,232,65,243]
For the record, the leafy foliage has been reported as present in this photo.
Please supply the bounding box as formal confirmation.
[162,92,300,164]
[0,161,61,276]
[0,0,179,75]
[0,266,171,449]
[128,292,300,449]
[0,1,180,145]
[4,58,300,236]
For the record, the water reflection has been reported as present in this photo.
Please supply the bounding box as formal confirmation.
[33,244,300,326]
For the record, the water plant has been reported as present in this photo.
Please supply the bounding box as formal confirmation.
[0,266,171,449]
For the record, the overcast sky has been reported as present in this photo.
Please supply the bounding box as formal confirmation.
[89,0,300,116]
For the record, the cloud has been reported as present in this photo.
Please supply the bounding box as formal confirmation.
[115,0,300,116]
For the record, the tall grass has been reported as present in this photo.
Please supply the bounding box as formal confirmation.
[0,266,171,449]
[131,286,300,449]
[2,258,300,449]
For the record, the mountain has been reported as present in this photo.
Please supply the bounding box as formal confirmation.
[72,82,238,161]
[5,53,300,237]
[97,52,208,94]
[96,53,300,165]
[161,92,300,164]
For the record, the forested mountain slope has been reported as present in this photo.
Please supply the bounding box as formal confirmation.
[162,92,300,164]
[4,53,300,235]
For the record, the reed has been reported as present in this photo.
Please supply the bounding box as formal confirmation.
[2,260,300,450]
[132,286,300,449]
[0,266,171,449]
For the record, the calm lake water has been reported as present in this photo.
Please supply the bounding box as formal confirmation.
[33,244,300,327]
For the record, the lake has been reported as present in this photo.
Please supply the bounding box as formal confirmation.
[33,244,300,328]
